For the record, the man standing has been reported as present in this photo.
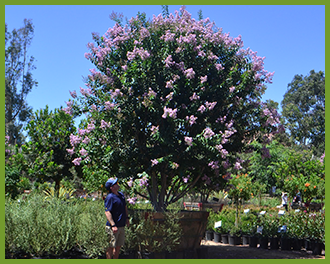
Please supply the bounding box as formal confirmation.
[104,178,129,259]
[281,192,288,211]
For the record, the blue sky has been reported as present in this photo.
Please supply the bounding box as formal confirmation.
[5,5,325,119]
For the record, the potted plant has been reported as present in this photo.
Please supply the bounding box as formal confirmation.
[216,216,232,244]
[240,212,257,245]
[267,214,280,250]
[286,212,304,251]
[277,223,291,251]
[229,225,241,245]
[306,212,325,255]
[258,214,271,249]
[205,209,217,241]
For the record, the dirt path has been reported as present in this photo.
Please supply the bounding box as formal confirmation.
[200,240,325,259]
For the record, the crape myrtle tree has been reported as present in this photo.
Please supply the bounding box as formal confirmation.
[66,7,279,211]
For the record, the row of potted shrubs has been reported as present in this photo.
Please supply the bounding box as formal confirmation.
[206,206,325,255]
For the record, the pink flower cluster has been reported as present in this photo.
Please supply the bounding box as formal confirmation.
[69,90,77,98]
[162,106,177,119]
[105,101,116,110]
[127,197,138,204]
[184,136,193,146]
[161,30,175,42]
[186,115,198,125]
[127,46,150,61]
[208,161,219,170]
[139,175,149,187]
[203,127,215,139]
[182,175,190,183]
[80,87,92,97]
[189,92,200,101]
[100,120,111,130]
[150,125,159,136]
[151,159,159,166]
[234,161,243,170]
[262,105,280,126]
[171,162,179,169]
[183,68,195,79]
[63,101,73,115]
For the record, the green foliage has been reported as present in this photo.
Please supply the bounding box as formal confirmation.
[248,140,289,190]
[23,105,77,190]
[5,145,28,198]
[250,180,267,206]
[5,194,107,258]
[43,185,76,201]
[258,213,280,237]
[207,205,325,242]
[75,201,108,258]
[5,165,21,199]
[275,149,325,203]
[227,174,252,202]
[126,210,182,254]
[281,70,325,155]
[5,194,78,256]
[240,212,258,236]
[17,177,32,191]
[209,208,235,234]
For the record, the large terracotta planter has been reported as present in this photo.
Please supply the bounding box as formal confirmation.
[151,211,210,250]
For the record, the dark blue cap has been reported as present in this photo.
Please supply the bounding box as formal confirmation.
[105,178,118,190]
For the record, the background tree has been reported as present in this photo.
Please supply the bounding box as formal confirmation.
[67,7,279,211]
[5,19,38,146]
[281,70,325,156]
[275,149,325,204]
[248,140,289,192]
[5,142,27,199]
[23,106,76,192]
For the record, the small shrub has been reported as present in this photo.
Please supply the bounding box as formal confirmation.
[76,201,108,258]
[5,193,108,258]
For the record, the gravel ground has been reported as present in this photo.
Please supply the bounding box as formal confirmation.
[200,240,325,259]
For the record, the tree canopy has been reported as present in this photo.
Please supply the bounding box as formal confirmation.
[281,70,325,155]
[5,19,38,146]
[66,7,280,211]
[23,106,77,191]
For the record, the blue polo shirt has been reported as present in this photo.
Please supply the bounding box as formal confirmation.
[104,191,127,227]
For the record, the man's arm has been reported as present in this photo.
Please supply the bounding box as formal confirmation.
[105,211,118,233]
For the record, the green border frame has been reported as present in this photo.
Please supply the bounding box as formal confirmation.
[3,2,327,264]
